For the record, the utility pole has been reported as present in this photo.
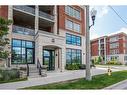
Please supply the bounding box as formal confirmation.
[85,5,91,81]
[85,5,97,81]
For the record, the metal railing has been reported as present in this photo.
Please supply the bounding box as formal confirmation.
[13,25,35,36]
[13,6,35,15]
[37,59,42,76]
[26,63,29,76]
[39,11,54,20]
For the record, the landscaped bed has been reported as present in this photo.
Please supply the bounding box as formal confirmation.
[23,70,127,89]
[0,78,27,84]
[0,68,27,84]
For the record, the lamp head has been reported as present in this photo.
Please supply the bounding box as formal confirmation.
[90,8,97,25]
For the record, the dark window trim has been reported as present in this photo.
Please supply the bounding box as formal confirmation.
[66,33,81,46]
[11,38,35,64]
[66,48,82,64]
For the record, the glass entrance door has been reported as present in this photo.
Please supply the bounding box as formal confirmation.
[43,50,55,71]
[26,48,34,64]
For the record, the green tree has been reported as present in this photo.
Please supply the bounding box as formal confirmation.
[0,17,12,59]
[98,56,102,64]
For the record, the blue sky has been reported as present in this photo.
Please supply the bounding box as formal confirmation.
[90,6,127,40]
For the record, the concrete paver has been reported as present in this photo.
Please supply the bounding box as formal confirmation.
[0,66,126,90]
[0,67,106,89]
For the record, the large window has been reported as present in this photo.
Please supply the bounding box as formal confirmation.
[65,19,81,32]
[111,56,119,61]
[66,33,81,46]
[109,36,119,42]
[110,49,119,55]
[110,42,119,49]
[12,39,34,64]
[65,6,80,20]
[66,49,82,64]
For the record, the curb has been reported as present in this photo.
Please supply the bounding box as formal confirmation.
[103,79,127,89]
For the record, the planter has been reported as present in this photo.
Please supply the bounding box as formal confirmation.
[0,59,6,67]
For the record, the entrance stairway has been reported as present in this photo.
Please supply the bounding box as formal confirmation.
[28,64,41,78]
[28,64,47,78]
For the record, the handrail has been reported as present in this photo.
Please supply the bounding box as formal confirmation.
[26,63,29,76]
[39,11,54,20]
[13,25,35,36]
[13,6,35,15]
[37,59,42,76]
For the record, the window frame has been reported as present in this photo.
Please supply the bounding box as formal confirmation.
[11,39,35,64]
[66,33,81,46]
[66,48,82,64]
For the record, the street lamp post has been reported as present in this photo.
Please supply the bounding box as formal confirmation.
[85,6,97,81]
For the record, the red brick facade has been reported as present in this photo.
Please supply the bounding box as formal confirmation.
[91,40,99,56]
[0,6,8,19]
[57,6,86,36]
[91,32,127,56]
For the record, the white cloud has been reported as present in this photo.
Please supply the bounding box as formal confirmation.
[108,27,127,36]
[97,6,109,18]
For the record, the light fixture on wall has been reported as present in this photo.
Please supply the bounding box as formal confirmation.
[51,38,55,43]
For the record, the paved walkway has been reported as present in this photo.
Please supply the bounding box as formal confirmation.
[0,67,106,89]
[0,67,123,90]
[104,79,127,90]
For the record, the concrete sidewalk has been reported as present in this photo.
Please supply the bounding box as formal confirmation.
[0,67,107,90]
[104,79,127,90]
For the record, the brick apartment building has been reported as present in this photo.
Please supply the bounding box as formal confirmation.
[0,5,87,76]
[91,32,127,64]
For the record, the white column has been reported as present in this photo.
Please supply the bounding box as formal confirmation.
[55,49,59,70]
[59,47,65,72]
[53,5,57,35]
[35,5,39,34]
[35,38,43,65]
[98,39,101,56]
[104,37,107,64]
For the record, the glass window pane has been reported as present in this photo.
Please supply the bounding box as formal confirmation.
[74,23,80,32]
[22,54,26,64]
[66,49,72,64]
[77,36,81,46]
[66,34,72,44]
[13,47,21,54]
[12,47,22,64]
[72,49,76,64]
[13,39,21,47]
[22,41,25,47]
[26,41,33,48]
[72,35,76,45]
[27,49,33,63]
[66,20,73,30]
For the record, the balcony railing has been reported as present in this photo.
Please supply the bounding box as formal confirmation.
[13,25,35,36]
[13,6,35,15]
[39,11,54,21]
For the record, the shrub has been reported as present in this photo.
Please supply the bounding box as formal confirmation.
[65,64,95,70]
[0,68,20,81]
[65,64,80,70]
[79,64,86,69]
[107,61,122,65]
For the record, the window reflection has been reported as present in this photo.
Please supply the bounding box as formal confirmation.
[66,49,82,64]
[12,39,34,64]
[66,33,81,46]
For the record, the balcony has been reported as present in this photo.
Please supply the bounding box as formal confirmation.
[13,25,35,36]
[39,11,54,21]
[13,6,35,15]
